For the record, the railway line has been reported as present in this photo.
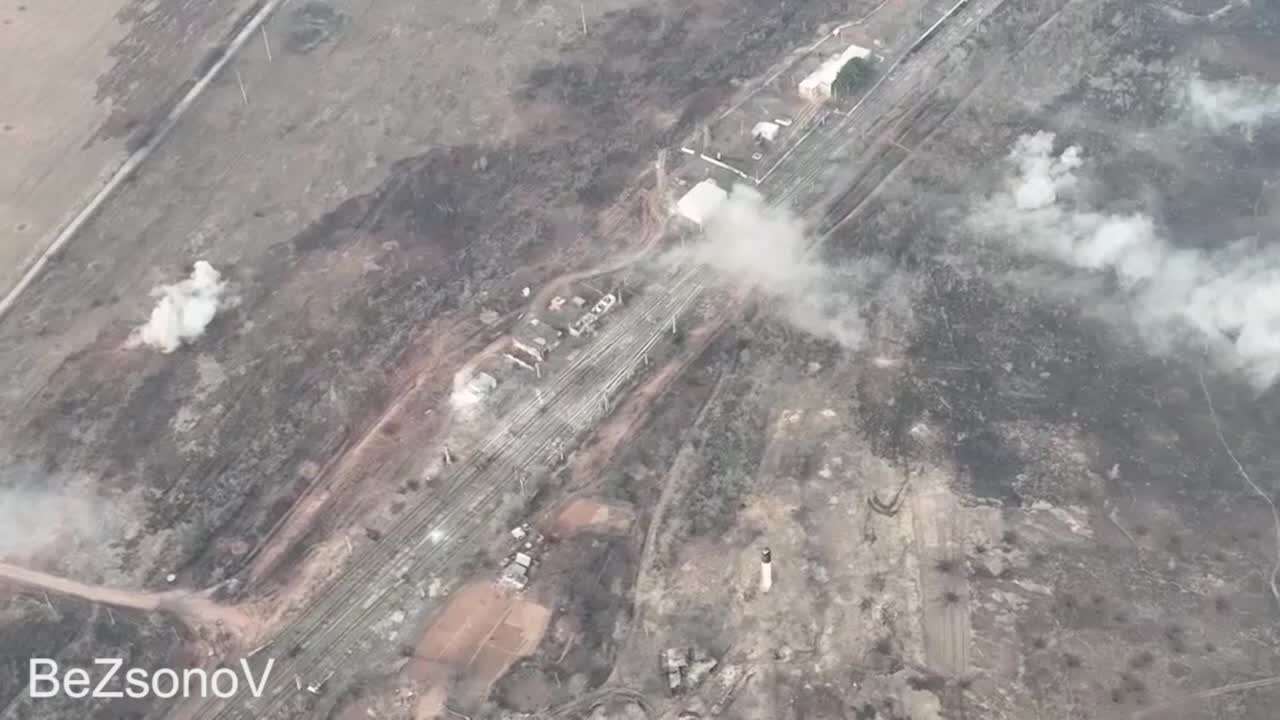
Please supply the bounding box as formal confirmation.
[192,272,708,719]
[180,1,1001,716]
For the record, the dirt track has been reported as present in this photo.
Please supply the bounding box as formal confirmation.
[0,560,263,647]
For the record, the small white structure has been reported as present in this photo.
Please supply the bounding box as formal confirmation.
[760,547,773,594]
[676,179,728,226]
[512,337,544,363]
[799,43,873,101]
[592,293,617,316]
[468,372,497,394]
[450,371,497,411]
[514,552,533,568]
[500,563,528,590]
[511,526,528,541]
[569,312,598,337]
[751,121,780,143]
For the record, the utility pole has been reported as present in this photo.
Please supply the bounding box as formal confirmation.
[235,69,249,105]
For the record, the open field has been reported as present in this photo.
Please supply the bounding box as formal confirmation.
[410,581,551,708]
[0,0,254,296]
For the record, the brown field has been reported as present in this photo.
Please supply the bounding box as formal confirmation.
[552,498,636,537]
[410,581,551,707]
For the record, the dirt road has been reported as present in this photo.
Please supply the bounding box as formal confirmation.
[0,560,263,647]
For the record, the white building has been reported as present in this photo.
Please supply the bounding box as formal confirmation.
[751,121,780,143]
[799,43,873,101]
[675,179,728,226]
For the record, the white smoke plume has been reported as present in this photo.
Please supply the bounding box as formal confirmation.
[665,184,877,349]
[0,488,95,558]
[450,370,497,414]
[1184,75,1280,137]
[972,131,1280,387]
[0,463,114,566]
[131,261,235,353]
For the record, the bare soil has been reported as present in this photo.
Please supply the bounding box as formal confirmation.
[409,582,551,709]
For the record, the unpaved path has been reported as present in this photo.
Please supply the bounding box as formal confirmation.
[0,560,264,647]
[0,560,175,611]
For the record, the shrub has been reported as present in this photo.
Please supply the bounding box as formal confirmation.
[833,57,876,97]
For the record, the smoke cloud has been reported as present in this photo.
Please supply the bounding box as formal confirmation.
[972,131,1280,387]
[0,489,95,558]
[450,370,497,415]
[665,184,878,349]
[1183,75,1280,137]
[131,261,235,353]
[0,462,113,565]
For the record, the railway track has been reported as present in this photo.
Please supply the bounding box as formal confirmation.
[191,273,707,719]
[181,1,1001,716]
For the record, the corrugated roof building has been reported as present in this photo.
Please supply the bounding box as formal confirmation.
[799,44,873,101]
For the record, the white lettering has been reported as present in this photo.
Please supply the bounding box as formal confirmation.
[125,668,150,699]
[152,669,179,699]
[28,659,59,698]
[182,668,208,698]
[63,669,90,699]
[241,658,274,698]
[210,668,238,698]
[93,658,123,698]
[26,658,274,700]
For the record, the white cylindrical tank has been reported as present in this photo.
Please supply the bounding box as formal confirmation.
[760,547,773,593]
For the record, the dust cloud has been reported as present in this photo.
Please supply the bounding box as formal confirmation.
[0,473,100,560]
[130,261,236,353]
[664,184,882,349]
[1184,75,1280,137]
[972,131,1280,387]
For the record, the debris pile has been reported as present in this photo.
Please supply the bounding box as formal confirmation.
[660,647,719,694]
